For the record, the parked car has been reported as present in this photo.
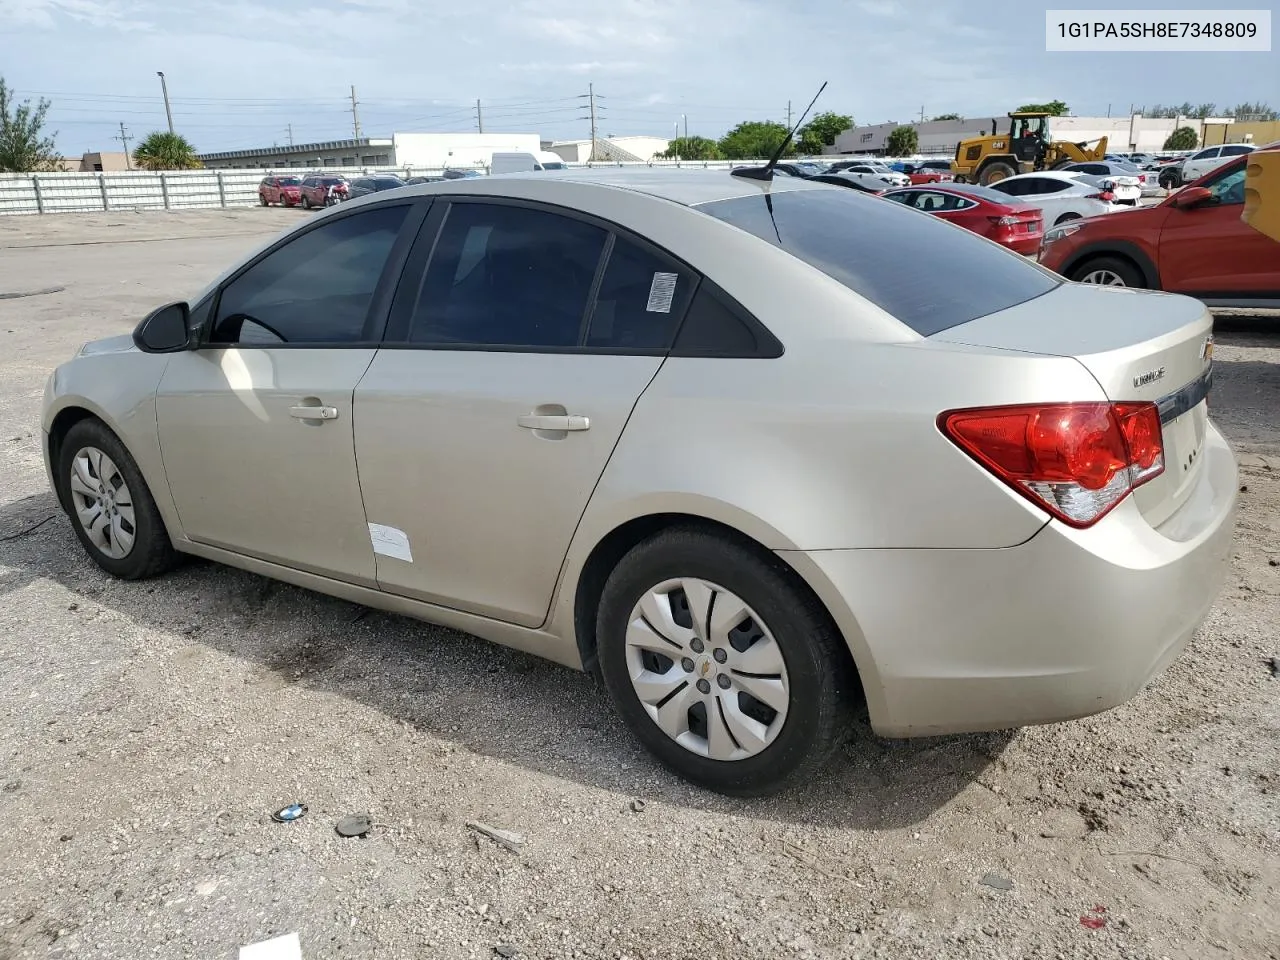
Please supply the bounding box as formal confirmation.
[806,172,887,194]
[881,183,1044,254]
[258,176,303,207]
[1039,147,1279,304]
[441,169,484,179]
[346,176,407,199]
[1179,143,1255,183]
[299,175,349,209]
[771,161,829,178]
[900,161,954,184]
[405,176,446,185]
[1060,162,1149,201]
[829,161,910,187]
[43,169,1234,796]
[985,171,1121,225]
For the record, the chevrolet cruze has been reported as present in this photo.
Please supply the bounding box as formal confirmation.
[42,169,1236,795]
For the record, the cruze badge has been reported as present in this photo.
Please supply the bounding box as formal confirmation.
[1133,367,1166,389]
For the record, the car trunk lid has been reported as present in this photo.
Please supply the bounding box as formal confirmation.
[933,283,1215,529]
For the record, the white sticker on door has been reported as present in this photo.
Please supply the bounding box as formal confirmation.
[368,523,413,563]
[645,272,678,313]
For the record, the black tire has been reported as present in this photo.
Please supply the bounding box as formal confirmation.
[259,194,269,206]
[57,418,178,580]
[1053,212,1082,226]
[302,195,312,209]
[1159,169,1182,190]
[1069,255,1146,288]
[596,527,855,797]
[1050,158,1074,170]
[979,160,1017,185]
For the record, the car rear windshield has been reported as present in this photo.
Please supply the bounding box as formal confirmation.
[697,188,1060,337]
[278,177,301,186]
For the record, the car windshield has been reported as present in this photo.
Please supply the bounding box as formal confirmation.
[278,177,301,186]
[541,161,566,170]
[697,188,1058,336]
[321,177,344,186]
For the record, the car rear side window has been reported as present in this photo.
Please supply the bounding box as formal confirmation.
[697,189,1059,337]
[585,237,695,350]
[408,201,607,348]
[210,204,409,345]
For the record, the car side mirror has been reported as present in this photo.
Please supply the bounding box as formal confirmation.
[133,301,191,353]
[1170,186,1212,209]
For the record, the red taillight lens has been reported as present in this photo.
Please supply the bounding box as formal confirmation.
[938,402,1164,527]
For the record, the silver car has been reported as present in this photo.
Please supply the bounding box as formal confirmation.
[41,170,1236,796]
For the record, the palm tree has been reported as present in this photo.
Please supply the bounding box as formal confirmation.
[133,131,201,170]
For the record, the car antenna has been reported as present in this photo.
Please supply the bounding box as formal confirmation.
[732,81,828,181]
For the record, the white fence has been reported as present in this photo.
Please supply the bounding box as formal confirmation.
[0,160,748,217]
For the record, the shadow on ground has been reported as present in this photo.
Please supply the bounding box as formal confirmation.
[0,490,1013,830]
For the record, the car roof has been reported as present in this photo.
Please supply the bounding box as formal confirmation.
[391,167,830,207]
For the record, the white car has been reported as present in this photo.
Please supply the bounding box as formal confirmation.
[1180,143,1256,182]
[833,162,909,187]
[985,171,1121,226]
[1059,163,1143,204]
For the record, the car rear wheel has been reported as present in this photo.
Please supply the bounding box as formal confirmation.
[1071,255,1145,288]
[1159,169,1182,190]
[596,528,853,796]
[302,195,312,209]
[57,419,178,580]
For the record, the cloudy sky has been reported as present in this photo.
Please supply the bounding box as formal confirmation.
[2,0,1275,156]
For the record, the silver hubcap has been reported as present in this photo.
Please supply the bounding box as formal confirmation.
[625,578,790,762]
[68,446,136,559]
[1079,268,1126,286]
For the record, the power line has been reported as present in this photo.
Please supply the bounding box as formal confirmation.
[113,123,133,169]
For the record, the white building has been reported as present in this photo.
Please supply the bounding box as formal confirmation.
[198,132,544,171]
[547,136,670,163]
[828,114,1234,157]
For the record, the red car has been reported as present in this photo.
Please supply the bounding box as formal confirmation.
[881,183,1044,255]
[1039,144,1280,303]
[903,160,955,184]
[258,176,303,207]
[299,174,349,208]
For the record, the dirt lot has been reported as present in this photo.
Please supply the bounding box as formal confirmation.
[1,210,1277,960]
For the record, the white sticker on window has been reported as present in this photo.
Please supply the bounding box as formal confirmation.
[645,272,678,313]
[368,523,413,563]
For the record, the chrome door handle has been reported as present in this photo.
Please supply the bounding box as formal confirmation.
[290,405,339,421]
[517,414,590,431]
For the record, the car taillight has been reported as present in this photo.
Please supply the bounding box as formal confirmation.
[938,401,1164,527]
[991,215,1021,225]
[1086,190,1116,201]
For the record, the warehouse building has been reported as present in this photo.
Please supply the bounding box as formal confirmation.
[198,132,544,170]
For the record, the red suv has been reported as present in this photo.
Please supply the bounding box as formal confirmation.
[299,174,349,208]
[1039,145,1279,304]
[258,176,303,207]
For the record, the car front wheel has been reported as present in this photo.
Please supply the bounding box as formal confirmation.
[596,527,853,796]
[57,419,178,580]
[1071,255,1146,288]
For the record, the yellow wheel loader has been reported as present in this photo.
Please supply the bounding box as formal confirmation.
[950,112,1108,185]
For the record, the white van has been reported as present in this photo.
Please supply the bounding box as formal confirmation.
[489,151,568,175]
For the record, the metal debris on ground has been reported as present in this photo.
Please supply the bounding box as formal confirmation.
[980,872,1014,891]
[494,945,518,958]
[629,798,646,813]
[466,820,525,852]
[335,813,374,838]
[270,803,307,823]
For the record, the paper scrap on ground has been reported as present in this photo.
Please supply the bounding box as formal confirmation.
[646,272,678,313]
[239,932,302,960]
[368,523,412,562]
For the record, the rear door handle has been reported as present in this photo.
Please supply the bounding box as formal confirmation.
[290,405,339,421]
[517,414,590,432]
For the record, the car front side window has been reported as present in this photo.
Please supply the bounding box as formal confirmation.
[1205,167,1247,205]
[209,205,409,346]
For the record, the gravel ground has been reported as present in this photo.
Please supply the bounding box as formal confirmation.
[1,210,1277,960]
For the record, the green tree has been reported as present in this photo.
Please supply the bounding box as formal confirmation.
[1015,100,1069,116]
[1163,126,1199,150]
[930,113,961,121]
[1227,101,1277,121]
[797,111,852,155]
[133,131,201,170]
[658,136,722,160]
[0,77,60,173]
[885,125,919,156]
[718,120,793,160]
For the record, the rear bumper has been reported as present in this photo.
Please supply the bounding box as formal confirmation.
[783,421,1237,738]
[1006,235,1043,255]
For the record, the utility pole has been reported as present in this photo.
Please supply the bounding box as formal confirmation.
[349,85,362,139]
[475,99,484,133]
[920,105,925,122]
[114,122,133,169]
[156,72,174,134]
[286,123,294,146]
[786,100,792,128]
[589,83,598,160]
[682,114,688,140]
